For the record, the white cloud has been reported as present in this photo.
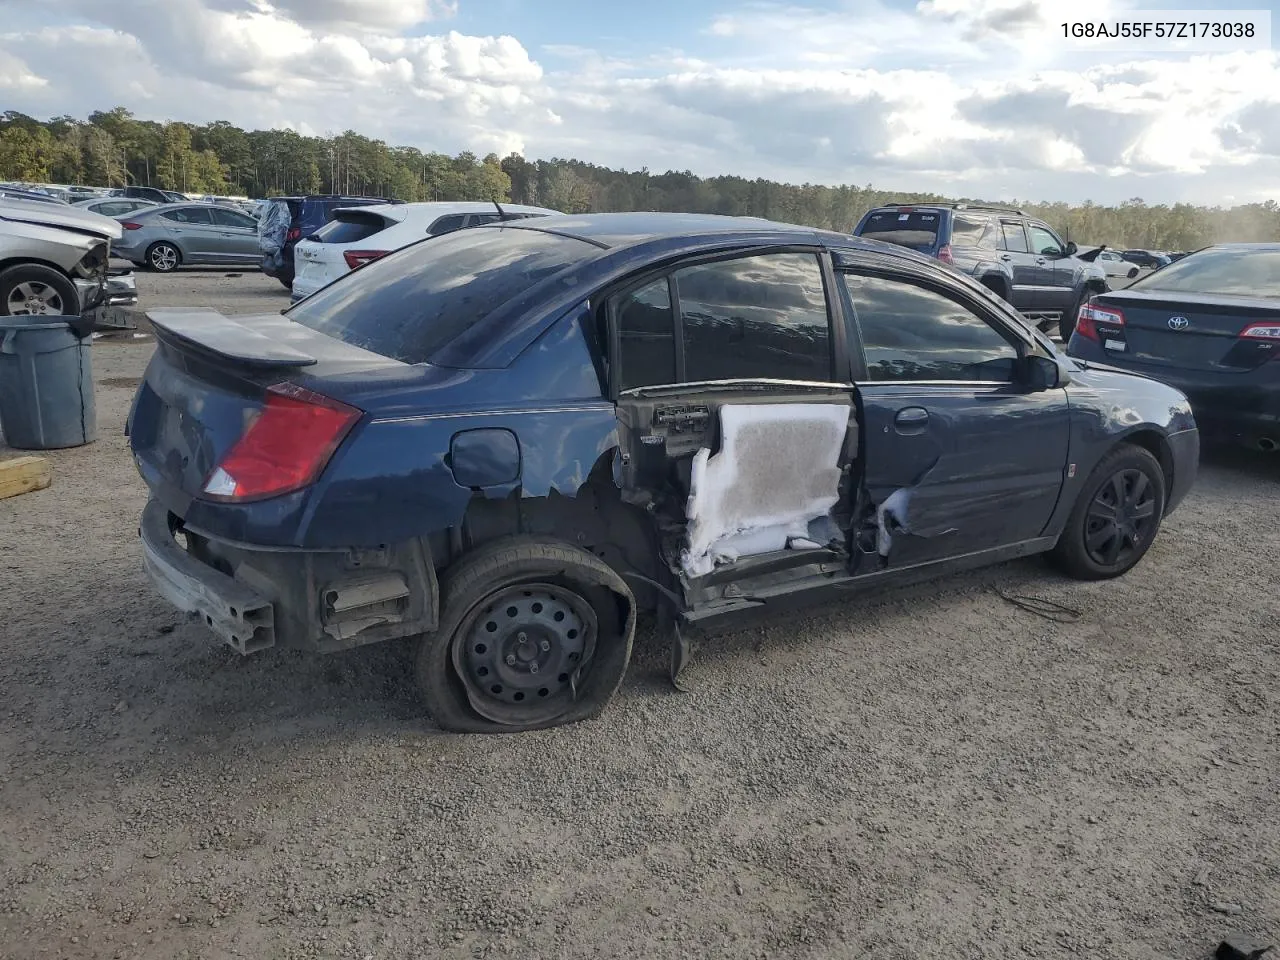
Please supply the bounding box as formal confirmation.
[0,0,1277,204]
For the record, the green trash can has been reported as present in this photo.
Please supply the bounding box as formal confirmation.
[0,315,96,449]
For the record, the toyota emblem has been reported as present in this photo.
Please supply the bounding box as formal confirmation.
[1168,316,1189,330]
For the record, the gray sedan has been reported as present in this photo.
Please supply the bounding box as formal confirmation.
[111,202,260,272]
[71,197,158,218]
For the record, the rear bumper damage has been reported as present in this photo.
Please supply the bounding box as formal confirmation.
[138,498,439,654]
[140,497,276,653]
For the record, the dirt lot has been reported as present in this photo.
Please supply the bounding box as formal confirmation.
[1,268,1278,960]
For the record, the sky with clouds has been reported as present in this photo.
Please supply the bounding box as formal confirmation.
[0,0,1277,205]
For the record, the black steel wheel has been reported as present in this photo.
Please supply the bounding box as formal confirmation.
[415,537,636,733]
[1052,443,1166,580]
[455,583,596,723]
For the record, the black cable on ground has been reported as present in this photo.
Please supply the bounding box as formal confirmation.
[993,587,1082,623]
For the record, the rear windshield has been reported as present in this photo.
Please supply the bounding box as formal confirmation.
[1131,247,1280,298]
[311,212,390,244]
[857,210,942,248]
[288,226,598,364]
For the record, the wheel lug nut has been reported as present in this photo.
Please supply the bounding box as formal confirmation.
[539,639,551,652]
[517,631,528,643]
[505,654,516,666]
[529,662,539,674]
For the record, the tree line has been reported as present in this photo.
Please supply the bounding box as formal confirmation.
[2,107,1276,252]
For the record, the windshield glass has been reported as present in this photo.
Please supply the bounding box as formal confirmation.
[288,226,599,364]
[1132,247,1280,298]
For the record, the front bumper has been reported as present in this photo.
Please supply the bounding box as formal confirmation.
[139,498,277,654]
[103,269,138,307]
[75,270,138,331]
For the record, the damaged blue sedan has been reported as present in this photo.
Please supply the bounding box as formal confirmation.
[128,213,1199,733]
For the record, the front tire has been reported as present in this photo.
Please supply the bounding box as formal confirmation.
[0,264,79,316]
[415,537,636,733]
[1051,444,1166,580]
[1127,267,1139,279]
[146,242,181,273]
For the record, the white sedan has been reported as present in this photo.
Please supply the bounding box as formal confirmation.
[289,201,561,301]
[1093,249,1141,280]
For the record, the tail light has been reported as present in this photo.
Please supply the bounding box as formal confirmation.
[343,249,389,270]
[937,244,954,264]
[1240,322,1280,341]
[120,221,143,230]
[201,383,360,502]
[286,226,301,242]
[1075,303,1125,343]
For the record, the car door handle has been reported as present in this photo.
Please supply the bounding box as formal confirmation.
[893,407,929,433]
[1000,254,1013,261]
[1036,257,1048,265]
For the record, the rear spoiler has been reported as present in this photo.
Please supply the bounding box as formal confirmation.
[147,308,317,369]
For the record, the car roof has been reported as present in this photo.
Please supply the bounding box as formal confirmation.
[501,211,857,250]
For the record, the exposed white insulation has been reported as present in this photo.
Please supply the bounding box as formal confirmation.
[681,403,851,578]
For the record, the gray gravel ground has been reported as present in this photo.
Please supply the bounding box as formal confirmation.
[1,269,1277,960]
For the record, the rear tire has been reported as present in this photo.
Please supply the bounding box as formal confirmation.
[415,537,635,733]
[1051,444,1166,581]
[1127,267,1139,279]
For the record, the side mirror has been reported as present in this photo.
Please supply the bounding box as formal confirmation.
[1065,241,1078,256]
[1017,354,1061,391]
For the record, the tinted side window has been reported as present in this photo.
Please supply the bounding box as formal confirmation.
[676,253,833,383]
[428,214,467,235]
[212,208,256,228]
[950,215,990,244]
[1028,225,1063,256]
[96,201,130,216]
[1000,221,1029,252]
[162,207,213,224]
[843,274,1019,382]
[616,278,677,390]
[465,213,502,227]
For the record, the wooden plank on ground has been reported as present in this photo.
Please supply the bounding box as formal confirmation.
[0,456,52,501]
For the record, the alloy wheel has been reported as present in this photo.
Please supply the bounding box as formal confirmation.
[150,244,179,271]
[6,280,65,316]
